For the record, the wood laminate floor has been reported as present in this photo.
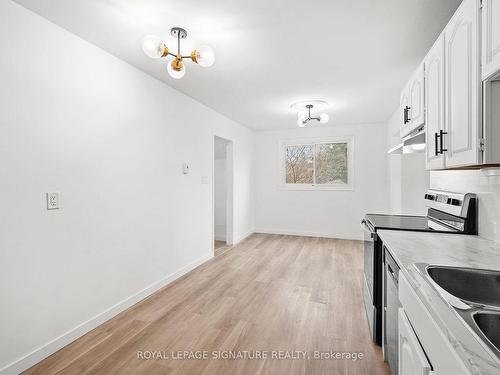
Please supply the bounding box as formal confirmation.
[214,240,232,257]
[214,240,226,249]
[23,234,390,375]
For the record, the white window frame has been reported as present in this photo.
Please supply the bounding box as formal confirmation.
[278,136,355,191]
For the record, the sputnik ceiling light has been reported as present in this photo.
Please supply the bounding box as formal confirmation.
[290,100,330,127]
[142,27,215,79]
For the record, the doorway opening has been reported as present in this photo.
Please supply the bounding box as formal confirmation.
[213,136,233,256]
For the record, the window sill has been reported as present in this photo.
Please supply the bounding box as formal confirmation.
[278,184,354,191]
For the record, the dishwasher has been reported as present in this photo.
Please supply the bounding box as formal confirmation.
[383,246,400,375]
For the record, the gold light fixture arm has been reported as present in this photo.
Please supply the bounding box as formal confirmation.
[159,27,188,59]
[171,54,184,71]
[190,50,199,64]
[159,44,169,58]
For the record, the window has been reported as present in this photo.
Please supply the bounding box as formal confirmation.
[279,137,354,190]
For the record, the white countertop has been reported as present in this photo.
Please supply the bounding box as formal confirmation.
[378,230,500,271]
[378,230,500,375]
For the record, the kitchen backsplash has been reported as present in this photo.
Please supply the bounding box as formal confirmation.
[430,170,500,243]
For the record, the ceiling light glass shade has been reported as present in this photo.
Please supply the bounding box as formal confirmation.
[167,60,186,79]
[319,113,330,124]
[297,111,308,121]
[196,45,215,67]
[142,35,164,59]
[297,119,306,127]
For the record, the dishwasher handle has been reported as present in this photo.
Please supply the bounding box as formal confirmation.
[387,263,396,280]
[385,248,399,284]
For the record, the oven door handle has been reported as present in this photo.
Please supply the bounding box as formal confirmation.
[360,219,374,237]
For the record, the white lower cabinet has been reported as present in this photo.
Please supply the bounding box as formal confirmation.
[398,308,433,375]
[399,273,471,375]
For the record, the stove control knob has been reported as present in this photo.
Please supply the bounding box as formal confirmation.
[447,198,461,206]
[425,194,435,200]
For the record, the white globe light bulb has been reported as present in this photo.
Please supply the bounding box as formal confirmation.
[297,111,308,121]
[142,35,164,59]
[319,113,330,124]
[196,45,215,67]
[167,60,186,79]
[297,118,307,127]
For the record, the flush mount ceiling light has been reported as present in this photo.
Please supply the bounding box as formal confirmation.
[142,27,215,79]
[290,100,330,127]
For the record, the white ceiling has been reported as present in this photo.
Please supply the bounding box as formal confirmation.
[14,0,461,130]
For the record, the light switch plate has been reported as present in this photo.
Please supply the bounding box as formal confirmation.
[46,192,60,210]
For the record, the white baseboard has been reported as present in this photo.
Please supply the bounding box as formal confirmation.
[254,229,363,241]
[0,252,213,375]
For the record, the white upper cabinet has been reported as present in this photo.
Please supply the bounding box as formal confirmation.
[444,0,481,168]
[425,35,446,170]
[400,65,425,139]
[398,0,500,169]
[409,64,425,129]
[482,0,500,79]
[400,85,411,138]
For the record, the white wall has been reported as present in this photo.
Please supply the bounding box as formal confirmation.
[386,109,430,215]
[430,171,500,242]
[387,110,404,213]
[0,2,254,374]
[254,123,390,240]
[214,141,227,241]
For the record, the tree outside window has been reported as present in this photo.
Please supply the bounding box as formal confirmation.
[281,138,353,190]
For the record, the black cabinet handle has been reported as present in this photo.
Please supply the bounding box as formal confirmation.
[439,130,448,153]
[434,132,441,156]
[403,106,411,124]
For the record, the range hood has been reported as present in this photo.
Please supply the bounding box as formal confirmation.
[388,127,426,154]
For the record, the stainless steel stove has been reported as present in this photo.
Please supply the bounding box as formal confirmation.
[360,190,477,345]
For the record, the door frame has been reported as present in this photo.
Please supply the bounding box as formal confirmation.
[212,135,234,255]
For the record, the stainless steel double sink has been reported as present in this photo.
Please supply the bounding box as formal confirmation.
[424,265,500,359]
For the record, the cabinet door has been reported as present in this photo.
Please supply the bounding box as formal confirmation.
[398,308,432,375]
[425,35,446,170]
[444,0,481,167]
[482,0,500,80]
[409,64,425,130]
[400,87,411,138]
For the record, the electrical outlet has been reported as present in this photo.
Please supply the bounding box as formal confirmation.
[46,192,60,210]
